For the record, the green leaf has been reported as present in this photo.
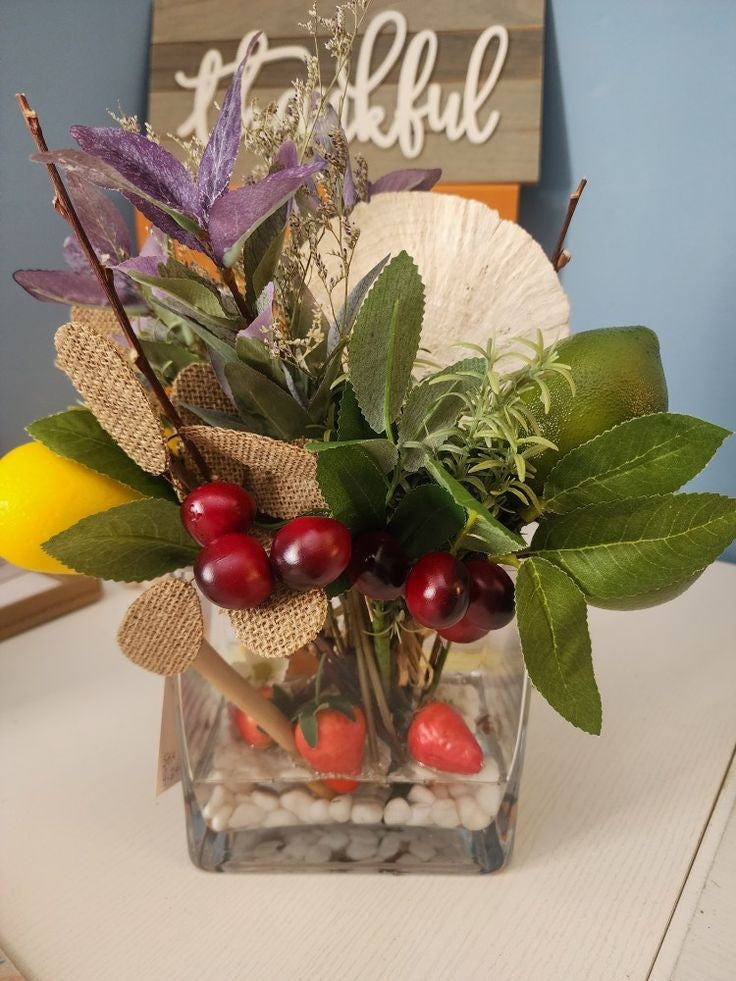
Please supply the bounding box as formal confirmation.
[184,320,237,365]
[307,439,398,474]
[244,205,287,314]
[43,498,199,582]
[338,383,374,441]
[26,408,176,501]
[296,709,318,749]
[139,340,200,385]
[329,254,390,354]
[530,492,736,609]
[180,404,245,429]
[126,271,238,334]
[316,444,387,534]
[225,361,311,440]
[423,458,526,557]
[387,485,465,560]
[348,251,425,434]
[516,557,601,734]
[235,335,289,390]
[544,413,731,513]
[398,358,484,472]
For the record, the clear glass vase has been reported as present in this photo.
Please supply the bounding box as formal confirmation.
[175,600,529,874]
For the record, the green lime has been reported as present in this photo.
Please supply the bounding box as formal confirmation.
[529,326,668,490]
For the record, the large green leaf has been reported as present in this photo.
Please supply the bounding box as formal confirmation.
[516,557,601,734]
[348,251,425,434]
[43,499,199,582]
[387,485,465,560]
[235,335,289,390]
[307,439,398,473]
[27,408,176,501]
[224,361,311,440]
[398,358,484,472]
[315,444,387,534]
[530,492,736,609]
[423,458,526,557]
[544,413,731,513]
[244,205,287,315]
[337,383,374,441]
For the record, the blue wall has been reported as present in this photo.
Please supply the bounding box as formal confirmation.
[2,0,734,557]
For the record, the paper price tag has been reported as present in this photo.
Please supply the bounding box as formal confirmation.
[156,676,181,795]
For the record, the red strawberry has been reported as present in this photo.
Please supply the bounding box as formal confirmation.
[232,686,273,749]
[295,704,366,776]
[408,701,483,775]
[323,778,359,794]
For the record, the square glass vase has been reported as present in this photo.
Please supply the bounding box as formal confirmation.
[175,615,529,875]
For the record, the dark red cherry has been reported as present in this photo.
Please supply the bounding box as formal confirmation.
[404,552,470,630]
[438,560,515,643]
[348,530,409,600]
[181,482,256,546]
[194,533,273,609]
[270,516,352,590]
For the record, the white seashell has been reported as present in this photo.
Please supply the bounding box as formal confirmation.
[309,192,570,366]
[431,798,460,828]
[384,797,412,826]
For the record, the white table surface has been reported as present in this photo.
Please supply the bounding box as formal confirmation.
[1,563,735,981]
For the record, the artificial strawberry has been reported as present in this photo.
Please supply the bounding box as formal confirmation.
[232,686,274,749]
[295,701,366,777]
[323,778,359,794]
[408,701,483,775]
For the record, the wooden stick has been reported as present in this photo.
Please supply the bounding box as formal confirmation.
[551,178,587,272]
[15,92,210,486]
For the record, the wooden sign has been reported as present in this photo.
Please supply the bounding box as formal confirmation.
[148,0,545,186]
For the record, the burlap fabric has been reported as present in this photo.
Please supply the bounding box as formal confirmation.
[182,425,327,520]
[229,584,327,659]
[69,304,121,337]
[55,321,168,474]
[118,577,203,676]
[170,362,237,426]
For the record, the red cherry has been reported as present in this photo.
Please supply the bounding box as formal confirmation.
[439,560,515,643]
[270,516,352,590]
[404,552,470,629]
[194,532,273,609]
[408,701,483,775]
[232,687,273,748]
[181,482,256,546]
[348,530,409,600]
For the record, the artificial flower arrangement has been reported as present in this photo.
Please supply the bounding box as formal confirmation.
[4,2,735,872]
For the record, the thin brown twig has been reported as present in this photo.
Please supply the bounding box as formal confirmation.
[551,178,587,272]
[221,266,251,320]
[16,92,211,486]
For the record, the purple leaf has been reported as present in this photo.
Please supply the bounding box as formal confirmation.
[237,282,275,340]
[198,37,259,212]
[125,193,205,253]
[71,126,200,217]
[14,268,110,305]
[115,254,166,279]
[275,140,299,170]
[369,168,442,196]
[65,172,131,259]
[209,162,324,266]
[62,235,88,273]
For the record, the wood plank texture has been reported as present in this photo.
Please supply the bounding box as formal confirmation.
[147,0,544,183]
[1,564,735,980]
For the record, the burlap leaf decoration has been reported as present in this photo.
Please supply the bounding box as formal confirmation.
[55,320,168,474]
[118,577,203,676]
[69,304,122,338]
[182,425,327,520]
[170,362,237,426]
[228,584,328,659]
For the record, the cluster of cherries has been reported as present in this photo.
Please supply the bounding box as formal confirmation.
[182,481,514,643]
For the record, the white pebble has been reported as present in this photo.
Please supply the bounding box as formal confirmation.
[431,798,460,828]
[290,831,319,848]
[478,757,501,783]
[456,795,489,831]
[408,784,435,805]
[228,802,266,828]
[207,785,232,813]
[409,838,437,861]
[352,801,384,824]
[346,837,377,861]
[252,788,280,812]
[307,799,331,823]
[328,796,353,823]
[263,808,297,827]
[396,852,422,867]
[251,839,282,859]
[280,789,313,815]
[377,832,402,860]
[475,784,502,818]
[210,804,234,832]
[305,843,333,864]
[408,803,433,826]
[464,686,481,720]
[319,829,349,851]
[432,783,450,799]
[447,782,471,800]
[383,797,412,825]
[283,838,311,859]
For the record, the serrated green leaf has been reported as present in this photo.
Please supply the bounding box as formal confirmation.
[225,361,311,440]
[387,485,465,560]
[516,557,601,734]
[423,458,526,557]
[307,439,398,474]
[544,413,731,512]
[43,498,199,582]
[328,255,390,355]
[27,408,176,501]
[398,358,484,472]
[348,251,425,433]
[530,492,736,609]
[338,383,374,441]
[316,444,387,534]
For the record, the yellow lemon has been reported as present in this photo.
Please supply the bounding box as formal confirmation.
[0,441,141,574]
